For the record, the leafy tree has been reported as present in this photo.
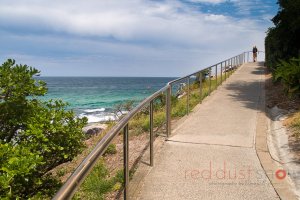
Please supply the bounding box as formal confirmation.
[0,59,87,199]
[113,100,135,118]
[265,0,300,69]
[195,69,209,84]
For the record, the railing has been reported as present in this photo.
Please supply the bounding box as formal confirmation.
[52,51,257,200]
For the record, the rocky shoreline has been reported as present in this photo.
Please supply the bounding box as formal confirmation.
[82,122,108,138]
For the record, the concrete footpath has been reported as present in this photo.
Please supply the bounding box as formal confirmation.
[130,62,295,199]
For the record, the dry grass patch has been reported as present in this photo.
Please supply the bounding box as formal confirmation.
[284,111,300,136]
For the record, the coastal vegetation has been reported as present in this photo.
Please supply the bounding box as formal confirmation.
[265,0,300,96]
[265,0,300,136]
[0,59,87,199]
[265,0,300,71]
[285,112,300,136]
[274,58,300,96]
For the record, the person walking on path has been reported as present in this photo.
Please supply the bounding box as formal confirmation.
[253,46,258,62]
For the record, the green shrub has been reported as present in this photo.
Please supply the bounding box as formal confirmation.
[113,170,124,184]
[77,162,123,200]
[0,59,87,199]
[79,162,114,200]
[265,1,300,69]
[113,100,135,117]
[56,168,67,177]
[153,111,166,127]
[129,114,147,135]
[104,144,117,155]
[154,94,166,107]
[274,57,300,96]
[190,93,201,108]
[171,99,187,118]
[141,117,150,132]
[195,69,209,84]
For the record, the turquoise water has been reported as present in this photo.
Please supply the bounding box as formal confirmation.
[38,77,175,123]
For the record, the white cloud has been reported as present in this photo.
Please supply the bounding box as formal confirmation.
[187,0,227,4]
[229,0,275,17]
[0,0,270,76]
[0,0,265,44]
[204,14,227,22]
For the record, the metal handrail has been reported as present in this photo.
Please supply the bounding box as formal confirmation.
[52,51,252,200]
[52,85,169,199]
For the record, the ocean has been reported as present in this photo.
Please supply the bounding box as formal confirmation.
[37,77,175,123]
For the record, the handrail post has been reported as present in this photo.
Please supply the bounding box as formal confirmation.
[240,55,243,65]
[235,57,237,68]
[123,124,129,200]
[230,58,233,73]
[243,53,244,64]
[229,59,231,76]
[235,57,236,67]
[166,86,171,138]
[233,57,234,69]
[241,53,243,64]
[230,57,235,69]
[247,52,249,62]
[209,67,212,94]
[187,77,190,115]
[225,60,227,80]
[234,57,235,69]
[215,65,218,87]
[241,54,242,65]
[241,54,243,65]
[150,101,154,166]
[234,57,235,67]
[221,62,223,83]
[199,73,202,103]
[233,57,235,68]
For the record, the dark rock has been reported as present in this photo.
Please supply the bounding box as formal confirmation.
[85,127,103,138]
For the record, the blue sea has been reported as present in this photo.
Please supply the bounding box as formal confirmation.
[37,77,175,123]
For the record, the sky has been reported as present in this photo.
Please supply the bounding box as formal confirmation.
[0,0,278,77]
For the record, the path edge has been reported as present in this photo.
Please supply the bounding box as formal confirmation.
[255,65,298,200]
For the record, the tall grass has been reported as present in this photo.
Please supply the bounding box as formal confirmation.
[74,160,123,200]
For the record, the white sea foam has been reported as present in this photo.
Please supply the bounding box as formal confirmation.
[78,109,131,123]
[86,115,116,123]
[116,111,129,117]
[79,112,117,123]
[83,108,106,113]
